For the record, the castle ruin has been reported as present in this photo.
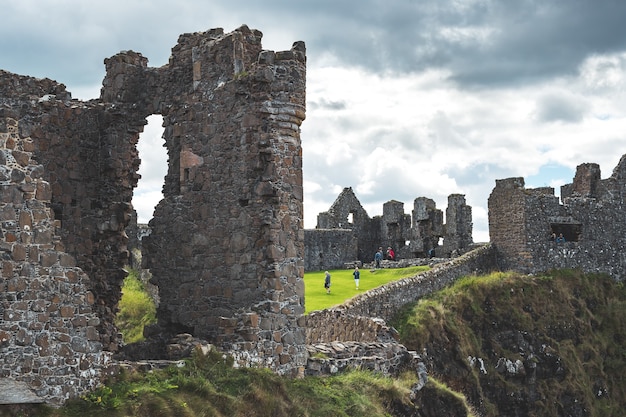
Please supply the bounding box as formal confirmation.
[0,25,306,404]
[304,187,474,271]
[2,22,626,407]
[488,154,626,280]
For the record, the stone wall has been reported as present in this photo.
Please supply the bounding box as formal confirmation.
[138,27,308,375]
[0,25,307,403]
[0,107,113,405]
[304,229,357,272]
[488,154,626,280]
[306,244,497,333]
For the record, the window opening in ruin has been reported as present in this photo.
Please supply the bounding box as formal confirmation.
[550,223,582,242]
[347,212,354,225]
[119,114,166,345]
[132,115,167,225]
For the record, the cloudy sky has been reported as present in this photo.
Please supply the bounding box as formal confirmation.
[2,0,626,242]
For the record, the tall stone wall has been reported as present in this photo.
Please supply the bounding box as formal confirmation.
[0,25,307,403]
[139,27,307,374]
[0,88,115,404]
[488,155,626,280]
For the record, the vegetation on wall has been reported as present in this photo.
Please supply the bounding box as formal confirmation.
[21,349,420,417]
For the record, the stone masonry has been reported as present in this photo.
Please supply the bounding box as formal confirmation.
[0,25,306,404]
[488,154,626,280]
[0,107,113,405]
[305,187,474,271]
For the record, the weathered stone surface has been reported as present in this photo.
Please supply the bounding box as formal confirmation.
[0,379,44,404]
[1,25,307,404]
[488,155,626,280]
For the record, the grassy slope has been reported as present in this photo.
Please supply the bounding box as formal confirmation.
[392,269,626,417]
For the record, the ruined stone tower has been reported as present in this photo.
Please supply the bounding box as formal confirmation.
[0,25,306,404]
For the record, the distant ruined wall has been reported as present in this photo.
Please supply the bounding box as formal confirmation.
[304,229,357,271]
[488,155,626,280]
[0,25,307,404]
[305,187,473,271]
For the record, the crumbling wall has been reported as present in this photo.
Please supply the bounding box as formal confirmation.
[488,154,626,279]
[139,27,307,374]
[0,77,118,404]
[381,200,412,258]
[440,194,473,257]
[409,197,443,257]
[305,188,473,271]
[0,25,307,404]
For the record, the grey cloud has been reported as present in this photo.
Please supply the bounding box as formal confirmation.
[534,94,589,123]
[308,98,347,111]
[293,0,626,90]
[6,0,626,94]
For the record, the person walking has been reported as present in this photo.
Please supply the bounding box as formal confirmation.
[353,266,360,289]
[374,249,383,268]
[324,271,331,294]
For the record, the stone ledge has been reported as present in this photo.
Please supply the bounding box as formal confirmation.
[0,379,44,405]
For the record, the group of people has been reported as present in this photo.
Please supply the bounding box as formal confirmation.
[374,246,395,268]
[551,232,566,243]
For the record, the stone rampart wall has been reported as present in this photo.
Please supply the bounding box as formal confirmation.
[316,244,498,324]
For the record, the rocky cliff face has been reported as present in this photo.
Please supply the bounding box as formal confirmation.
[395,269,626,417]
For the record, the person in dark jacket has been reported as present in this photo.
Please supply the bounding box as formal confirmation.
[324,271,331,294]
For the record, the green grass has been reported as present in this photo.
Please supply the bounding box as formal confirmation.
[304,266,429,313]
[115,269,157,343]
[35,349,420,417]
[392,269,626,417]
